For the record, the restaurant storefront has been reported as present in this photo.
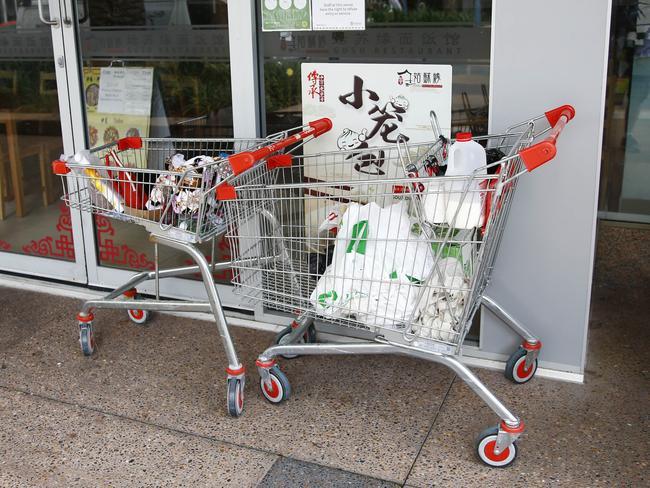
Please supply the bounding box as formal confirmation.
[0,0,492,304]
[0,0,626,379]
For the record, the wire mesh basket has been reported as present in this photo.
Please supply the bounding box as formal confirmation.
[224,107,571,354]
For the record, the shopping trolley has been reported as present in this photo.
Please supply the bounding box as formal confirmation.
[223,105,575,466]
[51,118,333,417]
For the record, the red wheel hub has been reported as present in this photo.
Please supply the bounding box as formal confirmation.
[130,310,144,320]
[516,357,533,379]
[237,385,244,410]
[483,440,511,462]
[264,378,280,399]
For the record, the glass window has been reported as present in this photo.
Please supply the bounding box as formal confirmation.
[259,0,492,136]
[0,3,71,261]
[78,0,234,278]
[600,0,650,223]
[256,1,491,341]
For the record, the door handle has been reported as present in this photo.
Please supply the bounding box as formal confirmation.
[37,0,60,26]
[78,0,89,23]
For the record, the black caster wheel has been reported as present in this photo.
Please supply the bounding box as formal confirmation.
[227,377,244,417]
[505,346,538,384]
[475,425,518,468]
[274,326,305,359]
[260,366,291,404]
[79,323,95,356]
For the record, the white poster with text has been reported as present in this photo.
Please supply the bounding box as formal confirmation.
[301,63,451,241]
[98,67,154,116]
[312,0,365,31]
[302,63,452,171]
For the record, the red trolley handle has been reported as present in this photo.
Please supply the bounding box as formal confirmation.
[227,118,332,176]
[52,135,144,175]
[51,120,332,177]
[518,104,575,172]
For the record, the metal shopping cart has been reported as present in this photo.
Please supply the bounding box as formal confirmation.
[223,105,575,466]
[51,118,333,417]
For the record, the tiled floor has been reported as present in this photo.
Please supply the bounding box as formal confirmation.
[0,222,647,487]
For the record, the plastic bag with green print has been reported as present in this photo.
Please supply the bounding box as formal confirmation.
[310,201,433,327]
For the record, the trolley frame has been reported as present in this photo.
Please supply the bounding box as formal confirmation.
[223,105,575,466]
[52,119,333,417]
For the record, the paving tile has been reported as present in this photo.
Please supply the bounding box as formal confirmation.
[405,226,650,488]
[3,224,645,486]
[0,287,454,483]
[0,388,276,488]
[257,457,399,488]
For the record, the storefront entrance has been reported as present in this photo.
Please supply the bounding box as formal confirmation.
[1,0,247,308]
[0,0,494,320]
[0,0,615,380]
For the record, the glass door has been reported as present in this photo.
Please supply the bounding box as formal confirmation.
[0,0,86,283]
[255,1,492,328]
[61,0,247,306]
[600,0,650,224]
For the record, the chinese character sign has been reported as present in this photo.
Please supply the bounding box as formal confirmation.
[301,63,452,180]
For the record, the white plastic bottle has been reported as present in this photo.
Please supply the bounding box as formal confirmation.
[443,132,487,229]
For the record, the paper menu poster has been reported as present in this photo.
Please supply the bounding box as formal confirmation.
[97,67,154,116]
[301,63,452,179]
[312,0,365,31]
[83,67,153,151]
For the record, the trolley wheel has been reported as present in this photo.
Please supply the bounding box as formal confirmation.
[79,323,95,356]
[260,366,291,404]
[306,323,317,343]
[274,326,306,359]
[274,323,318,359]
[227,377,244,417]
[475,425,518,468]
[127,308,150,325]
[505,347,538,384]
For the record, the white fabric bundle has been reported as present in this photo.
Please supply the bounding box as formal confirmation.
[311,201,433,327]
[422,179,486,230]
[414,256,468,343]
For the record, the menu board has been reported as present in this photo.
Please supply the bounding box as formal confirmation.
[302,62,452,166]
[97,68,154,116]
[83,67,153,149]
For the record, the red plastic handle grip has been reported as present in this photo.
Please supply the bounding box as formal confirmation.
[519,104,575,171]
[117,136,143,151]
[228,118,332,175]
[309,117,333,137]
[52,159,70,175]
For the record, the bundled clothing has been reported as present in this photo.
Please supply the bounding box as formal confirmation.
[146,154,224,230]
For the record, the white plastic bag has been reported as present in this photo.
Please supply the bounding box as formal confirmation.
[310,201,433,326]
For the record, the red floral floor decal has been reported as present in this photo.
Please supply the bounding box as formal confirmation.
[22,204,75,260]
[95,215,155,270]
[16,205,226,276]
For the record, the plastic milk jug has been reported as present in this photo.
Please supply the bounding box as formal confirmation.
[443,132,487,229]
